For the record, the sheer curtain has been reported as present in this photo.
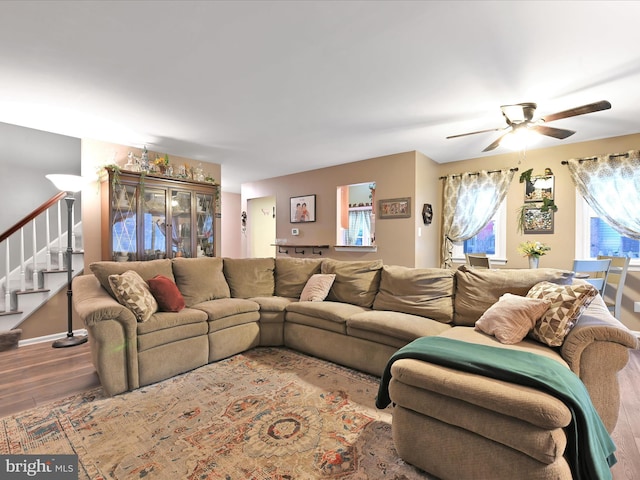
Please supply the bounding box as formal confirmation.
[348,210,372,245]
[441,169,515,268]
[565,150,640,239]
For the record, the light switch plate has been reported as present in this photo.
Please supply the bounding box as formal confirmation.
[292,228,299,236]
[634,301,640,313]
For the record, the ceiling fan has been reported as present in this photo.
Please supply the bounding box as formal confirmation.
[447,100,611,152]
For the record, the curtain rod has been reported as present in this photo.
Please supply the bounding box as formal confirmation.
[439,167,518,180]
[561,152,629,165]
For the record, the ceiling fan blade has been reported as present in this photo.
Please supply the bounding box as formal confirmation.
[530,125,576,139]
[541,100,611,123]
[446,127,503,139]
[482,132,510,152]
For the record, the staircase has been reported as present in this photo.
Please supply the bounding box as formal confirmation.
[0,193,85,332]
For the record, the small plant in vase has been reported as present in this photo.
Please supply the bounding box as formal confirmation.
[517,241,551,269]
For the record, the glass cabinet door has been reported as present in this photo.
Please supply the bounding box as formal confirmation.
[196,192,214,257]
[111,183,137,261]
[141,188,168,260]
[171,190,192,258]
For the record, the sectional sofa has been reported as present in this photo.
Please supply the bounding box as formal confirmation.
[72,256,638,480]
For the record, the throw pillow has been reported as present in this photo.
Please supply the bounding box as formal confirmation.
[108,270,158,322]
[526,281,598,347]
[474,293,551,344]
[300,274,336,302]
[147,275,186,312]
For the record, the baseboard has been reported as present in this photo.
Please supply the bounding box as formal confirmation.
[18,329,88,347]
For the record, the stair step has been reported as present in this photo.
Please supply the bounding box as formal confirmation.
[0,310,23,317]
[16,288,51,296]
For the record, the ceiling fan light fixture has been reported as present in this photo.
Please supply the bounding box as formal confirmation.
[499,127,540,151]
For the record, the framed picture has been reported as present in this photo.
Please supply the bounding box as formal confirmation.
[378,197,411,219]
[290,194,316,223]
[525,175,554,202]
[523,204,554,234]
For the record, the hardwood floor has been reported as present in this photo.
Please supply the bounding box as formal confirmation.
[0,342,638,479]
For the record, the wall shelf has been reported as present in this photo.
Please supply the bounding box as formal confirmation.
[272,244,330,255]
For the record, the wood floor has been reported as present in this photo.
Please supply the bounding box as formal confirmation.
[0,341,638,479]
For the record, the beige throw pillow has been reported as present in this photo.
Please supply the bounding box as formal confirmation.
[526,281,598,347]
[300,274,336,302]
[108,270,158,322]
[474,293,551,344]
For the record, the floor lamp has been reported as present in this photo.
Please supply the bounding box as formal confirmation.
[46,174,88,348]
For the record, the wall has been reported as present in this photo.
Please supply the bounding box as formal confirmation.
[241,151,440,267]
[221,191,241,258]
[79,139,222,267]
[438,132,640,331]
[0,122,80,232]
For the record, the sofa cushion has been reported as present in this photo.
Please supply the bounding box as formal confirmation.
[275,257,323,298]
[348,310,451,348]
[172,257,230,306]
[108,270,158,322]
[321,259,383,308]
[191,297,260,321]
[286,301,368,333]
[454,266,574,326]
[300,274,336,302]
[526,281,598,347]
[223,258,275,298]
[373,265,454,324]
[90,259,174,299]
[147,275,186,312]
[474,293,551,345]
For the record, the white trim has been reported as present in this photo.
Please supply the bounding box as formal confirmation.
[334,246,377,253]
[18,329,88,347]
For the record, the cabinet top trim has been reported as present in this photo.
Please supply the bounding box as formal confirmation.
[104,167,219,189]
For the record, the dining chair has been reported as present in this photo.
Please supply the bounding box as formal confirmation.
[597,255,631,320]
[572,259,612,297]
[466,253,491,269]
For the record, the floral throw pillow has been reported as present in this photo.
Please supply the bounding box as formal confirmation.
[300,274,336,302]
[526,281,598,347]
[108,270,158,322]
[474,293,551,344]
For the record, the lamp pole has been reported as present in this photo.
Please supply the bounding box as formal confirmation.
[46,174,89,348]
[52,194,87,348]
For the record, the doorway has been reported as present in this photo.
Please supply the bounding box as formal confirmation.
[247,196,276,258]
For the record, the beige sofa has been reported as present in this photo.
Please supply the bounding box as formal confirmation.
[72,256,638,480]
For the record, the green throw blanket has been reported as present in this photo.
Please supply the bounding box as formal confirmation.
[376,336,616,480]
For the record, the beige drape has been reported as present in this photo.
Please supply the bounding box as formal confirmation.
[441,169,515,268]
[565,150,640,240]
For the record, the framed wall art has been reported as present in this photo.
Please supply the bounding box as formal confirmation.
[523,203,554,234]
[525,175,554,202]
[290,194,316,223]
[378,197,411,219]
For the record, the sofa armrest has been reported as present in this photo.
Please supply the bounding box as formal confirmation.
[72,274,139,395]
[73,274,137,327]
[562,295,638,372]
[560,294,638,431]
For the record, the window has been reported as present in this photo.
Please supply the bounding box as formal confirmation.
[575,193,640,263]
[336,182,376,247]
[452,200,507,264]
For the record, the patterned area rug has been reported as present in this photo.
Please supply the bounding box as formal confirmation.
[0,347,433,479]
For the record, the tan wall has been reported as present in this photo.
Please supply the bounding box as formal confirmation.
[241,151,440,267]
[221,191,242,258]
[438,132,640,331]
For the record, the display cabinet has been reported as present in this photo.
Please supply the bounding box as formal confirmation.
[101,168,218,262]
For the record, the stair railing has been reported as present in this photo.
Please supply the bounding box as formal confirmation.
[1,191,69,313]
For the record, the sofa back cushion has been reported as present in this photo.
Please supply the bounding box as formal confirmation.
[321,259,383,308]
[171,257,230,306]
[454,266,574,326]
[90,259,174,299]
[223,257,275,298]
[275,257,323,298]
[373,265,455,324]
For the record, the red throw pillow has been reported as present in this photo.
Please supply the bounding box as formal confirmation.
[147,275,186,312]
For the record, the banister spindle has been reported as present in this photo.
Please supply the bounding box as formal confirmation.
[20,227,25,291]
[32,218,38,289]
[57,200,63,270]
[4,240,9,312]
[46,208,52,271]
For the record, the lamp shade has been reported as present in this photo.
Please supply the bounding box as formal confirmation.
[46,174,88,193]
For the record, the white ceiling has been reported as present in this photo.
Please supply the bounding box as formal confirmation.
[1,1,639,192]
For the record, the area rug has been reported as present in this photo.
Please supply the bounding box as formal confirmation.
[0,347,433,479]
